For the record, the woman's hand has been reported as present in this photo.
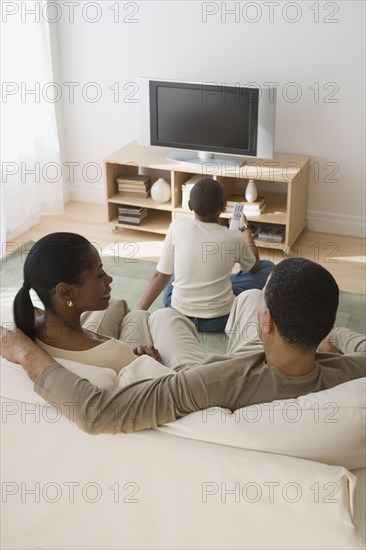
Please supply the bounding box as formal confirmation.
[133,345,162,363]
[317,339,343,354]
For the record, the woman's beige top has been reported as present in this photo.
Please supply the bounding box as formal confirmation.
[36,338,136,373]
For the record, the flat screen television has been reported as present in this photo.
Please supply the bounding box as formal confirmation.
[137,77,276,166]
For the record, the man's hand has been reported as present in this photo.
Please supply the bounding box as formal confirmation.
[133,345,162,363]
[0,325,54,381]
[1,325,32,363]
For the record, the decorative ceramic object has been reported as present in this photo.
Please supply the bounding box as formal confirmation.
[245,179,258,202]
[151,178,171,203]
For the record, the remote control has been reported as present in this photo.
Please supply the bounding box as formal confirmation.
[229,203,243,231]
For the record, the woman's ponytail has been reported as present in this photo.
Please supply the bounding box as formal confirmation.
[13,284,37,340]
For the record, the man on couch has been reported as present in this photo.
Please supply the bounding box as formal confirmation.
[1,258,365,434]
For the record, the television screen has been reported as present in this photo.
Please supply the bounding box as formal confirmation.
[150,82,258,156]
[137,77,276,163]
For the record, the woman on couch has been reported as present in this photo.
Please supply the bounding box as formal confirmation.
[12,232,163,373]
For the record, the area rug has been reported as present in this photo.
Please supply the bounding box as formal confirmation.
[1,242,365,354]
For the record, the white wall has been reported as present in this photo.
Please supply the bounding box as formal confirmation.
[53,0,365,236]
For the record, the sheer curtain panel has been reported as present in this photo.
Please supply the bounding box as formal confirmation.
[1,1,63,254]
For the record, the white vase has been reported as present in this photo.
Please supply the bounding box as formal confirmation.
[151,178,171,203]
[245,179,258,202]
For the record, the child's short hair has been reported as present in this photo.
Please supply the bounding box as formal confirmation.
[189,179,224,217]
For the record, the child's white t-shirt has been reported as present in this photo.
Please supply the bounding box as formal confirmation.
[157,218,256,318]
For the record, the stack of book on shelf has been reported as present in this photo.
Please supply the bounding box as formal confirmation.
[117,175,151,198]
[118,206,149,226]
[226,195,266,215]
[257,225,285,244]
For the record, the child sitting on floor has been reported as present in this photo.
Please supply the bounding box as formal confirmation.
[137,178,274,332]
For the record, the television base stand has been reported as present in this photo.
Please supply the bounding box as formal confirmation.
[167,150,247,168]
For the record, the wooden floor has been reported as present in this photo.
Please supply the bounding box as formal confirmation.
[6,201,366,294]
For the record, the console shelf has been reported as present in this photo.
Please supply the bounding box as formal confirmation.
[104,141,310,251]
[110,210,171,235]
[108,194,172,211]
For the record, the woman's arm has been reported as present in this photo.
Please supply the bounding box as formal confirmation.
[319,328,366,354]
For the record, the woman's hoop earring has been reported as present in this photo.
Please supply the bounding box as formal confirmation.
[67,300,74,307]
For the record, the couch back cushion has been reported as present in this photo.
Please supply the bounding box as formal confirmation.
[156,377,366,470]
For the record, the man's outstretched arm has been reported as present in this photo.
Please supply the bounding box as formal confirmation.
[0,326,209,434]
[34,363,182,434]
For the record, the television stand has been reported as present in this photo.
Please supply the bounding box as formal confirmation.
[104,140,310,254]
[167,150,247,167]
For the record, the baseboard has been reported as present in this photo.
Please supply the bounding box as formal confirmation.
[307,210,365,238]
[69,183,104,204]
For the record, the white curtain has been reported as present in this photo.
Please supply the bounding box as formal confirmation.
[1,1,63,252]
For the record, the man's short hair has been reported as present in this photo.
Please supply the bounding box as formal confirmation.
[189,179,224,217]
[264,258,339,351]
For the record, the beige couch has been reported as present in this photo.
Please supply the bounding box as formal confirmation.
[1,304,365,549]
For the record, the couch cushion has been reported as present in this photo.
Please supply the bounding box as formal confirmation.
[156,377,366,470]
[1,405,363,549]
